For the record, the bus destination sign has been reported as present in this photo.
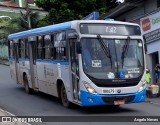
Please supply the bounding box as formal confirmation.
[80,23,141,36]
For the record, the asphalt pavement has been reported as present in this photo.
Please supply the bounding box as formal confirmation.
[0,60,30,125]
[0,60,160,125]
[0,108,30,125]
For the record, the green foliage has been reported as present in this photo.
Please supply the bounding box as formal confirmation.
[1,19,20,39]
[37,16,50,27]
[0,9,45,39]
[16,10,41,30]
[35,0,118,24]
[0,19,9,28]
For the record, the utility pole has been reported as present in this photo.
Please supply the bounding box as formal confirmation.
[26,0,31,29]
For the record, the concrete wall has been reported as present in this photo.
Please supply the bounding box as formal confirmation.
[147,40,160,55]
[0,44,8,60]
[146,39,160,83]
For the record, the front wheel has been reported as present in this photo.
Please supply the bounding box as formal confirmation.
[60,84,72,108]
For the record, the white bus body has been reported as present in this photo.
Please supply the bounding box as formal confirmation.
[8,20,146,108]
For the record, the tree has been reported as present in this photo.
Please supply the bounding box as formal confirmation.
[0,17,13,40]
[17,10,41,30]
[35,0,119,24]
[1,10,43,40]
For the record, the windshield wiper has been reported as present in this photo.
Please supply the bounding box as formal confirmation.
[97,35,112,68]
[121,36,130,68]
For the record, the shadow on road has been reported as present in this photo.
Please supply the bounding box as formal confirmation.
[80,105,136,114]
[16,86,62,104]
[16,86,139,115]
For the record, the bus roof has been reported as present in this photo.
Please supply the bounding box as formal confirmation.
[8,20,140,40]
[8,21,72,40]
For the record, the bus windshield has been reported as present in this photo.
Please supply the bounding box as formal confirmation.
[81,38,144,80]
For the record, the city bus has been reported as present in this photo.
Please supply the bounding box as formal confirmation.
[8,20,146,108]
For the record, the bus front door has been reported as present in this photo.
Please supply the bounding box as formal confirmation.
[28,42,38,90]
[69,40,81,103]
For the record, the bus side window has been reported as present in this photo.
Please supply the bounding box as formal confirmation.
[37,36,44,59]
[54,32,67,61]
[25,39,29,59]
[19,39,25,58]
[44,35,53,59]
[9,40,14,58]
[51,34,56,59]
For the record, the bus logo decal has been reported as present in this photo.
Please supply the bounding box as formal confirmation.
[117,89,121,93]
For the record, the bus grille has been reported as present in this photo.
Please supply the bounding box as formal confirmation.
[94,82,139,87]
[102,95,135,104]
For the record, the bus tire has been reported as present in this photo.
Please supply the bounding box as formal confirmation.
[60,84,72,108]
[156,94,160,97]
[23,74,32,94]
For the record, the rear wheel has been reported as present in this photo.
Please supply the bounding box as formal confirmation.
[23,74,32,94]
[156,93,160,97]
[60,84,72,108]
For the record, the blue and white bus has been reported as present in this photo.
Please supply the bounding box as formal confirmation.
[8,20,146,108]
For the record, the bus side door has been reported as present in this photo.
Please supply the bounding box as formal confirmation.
[28,39,38,90]
[69,39,81,103]
[14,43,21,84]
[9,41,17,81]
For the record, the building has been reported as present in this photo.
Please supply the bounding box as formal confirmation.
[99,0,160,84]
[0,0,48,60]
[0,0,47,18]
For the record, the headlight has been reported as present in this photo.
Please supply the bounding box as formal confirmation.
[138,80,146,92]
[83,81,97,94]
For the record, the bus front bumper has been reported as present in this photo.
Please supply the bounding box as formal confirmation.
[80,89,146,106]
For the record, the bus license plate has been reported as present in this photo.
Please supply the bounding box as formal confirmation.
[114,100,125,105]
[102,89,115,94]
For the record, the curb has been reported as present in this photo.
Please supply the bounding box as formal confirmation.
[0,60,9,66]
[0,108,14,116]
[0,108,31,125]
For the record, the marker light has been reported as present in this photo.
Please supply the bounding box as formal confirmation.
[83,81,97,94]
[138,80,146,92]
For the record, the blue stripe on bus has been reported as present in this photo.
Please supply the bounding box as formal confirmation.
[9,58,69,65]
[8,21,72,40]
[19,58,29,61]
[36,60,69,65]
[80,89,146,106]
[9,57,15,60]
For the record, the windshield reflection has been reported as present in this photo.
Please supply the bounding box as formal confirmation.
[81,38,144,80]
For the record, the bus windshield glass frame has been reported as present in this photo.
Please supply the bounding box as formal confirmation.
[81,37,144,80]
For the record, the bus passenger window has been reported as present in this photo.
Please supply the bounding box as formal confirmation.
[25,39,29,58]
[54,32,67,61]
[37,36,44,59]
[19,39,25,58]
[44,35,53,59]
[9,41,14,58]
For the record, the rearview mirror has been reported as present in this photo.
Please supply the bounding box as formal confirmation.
[66,30,78,39]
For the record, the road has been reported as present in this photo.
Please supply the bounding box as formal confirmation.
[0,64,160,125]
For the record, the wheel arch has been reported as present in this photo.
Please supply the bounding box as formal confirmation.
[56,79,64,98]
[22,72,27,85]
